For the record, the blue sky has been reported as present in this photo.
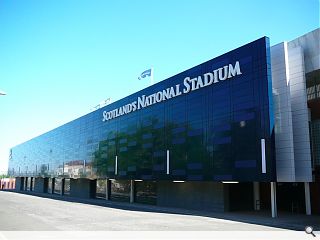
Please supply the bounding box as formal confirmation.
[0,0,319,172]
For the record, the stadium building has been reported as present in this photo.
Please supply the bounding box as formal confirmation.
[8,28,320,217]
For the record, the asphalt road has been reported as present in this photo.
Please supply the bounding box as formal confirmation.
[0,191,285,231]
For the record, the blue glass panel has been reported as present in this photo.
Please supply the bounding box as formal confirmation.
[235,160,256,168]
[9,37,275,182]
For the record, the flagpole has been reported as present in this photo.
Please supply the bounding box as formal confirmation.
[150,66,154,85]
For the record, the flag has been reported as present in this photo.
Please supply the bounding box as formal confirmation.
[138,68,152,80]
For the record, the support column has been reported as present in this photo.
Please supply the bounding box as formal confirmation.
[51,178,55,194]
[253,182,260,210]
[43,178,49,193]
[130,180,135,203]
[47,178,51,194]
[61,178,65,196]
[304,182,311,215]
[270,182,277,218]
[24,177,28,190]
[30,177,33,191]
[20,177,24,191]
[106,178,110,200]
[90,179,97,198]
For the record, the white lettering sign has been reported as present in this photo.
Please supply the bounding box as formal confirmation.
[102,61,242,122]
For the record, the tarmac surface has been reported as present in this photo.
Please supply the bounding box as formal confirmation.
[0,190,319,231]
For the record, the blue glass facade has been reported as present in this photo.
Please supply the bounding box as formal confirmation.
[8,37,275,182]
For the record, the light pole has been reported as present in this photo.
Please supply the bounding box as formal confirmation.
[0,90,7,188]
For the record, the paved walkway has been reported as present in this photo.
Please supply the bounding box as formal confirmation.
[1,190,319,231]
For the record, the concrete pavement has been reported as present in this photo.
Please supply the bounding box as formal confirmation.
[0,191,319,231]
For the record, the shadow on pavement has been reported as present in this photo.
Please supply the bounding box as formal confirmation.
[2,189,319,231]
